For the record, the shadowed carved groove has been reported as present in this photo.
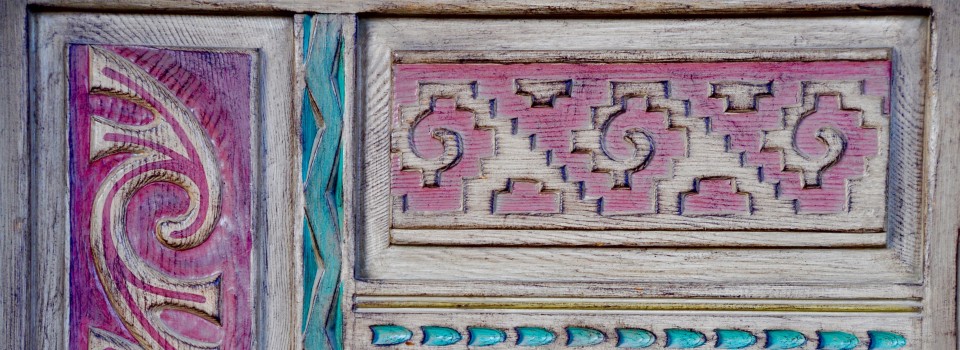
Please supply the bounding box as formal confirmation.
[85,46,224,350]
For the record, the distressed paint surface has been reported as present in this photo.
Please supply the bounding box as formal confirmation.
[68,45,254,349]
[390,61,889,229]
[301,14,347,350]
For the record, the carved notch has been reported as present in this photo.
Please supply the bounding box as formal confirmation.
[515,79,572,108]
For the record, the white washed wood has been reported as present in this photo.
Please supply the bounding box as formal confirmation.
[920,0,960,348]
[356,16,927,289]
[23,0,931,15]
[0,1,29,350]
[31,13,298,349]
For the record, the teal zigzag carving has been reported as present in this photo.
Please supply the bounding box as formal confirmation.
[301,13,347,350]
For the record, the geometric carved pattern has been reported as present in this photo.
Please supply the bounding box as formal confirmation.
[391,61,889,227]
[69,45,254,349]
[301,14,348,350]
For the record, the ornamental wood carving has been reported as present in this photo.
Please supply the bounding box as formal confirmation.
[68,45,254,349]
[390,61,889,228]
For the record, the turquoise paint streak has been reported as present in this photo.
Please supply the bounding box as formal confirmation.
[817,331,859,350]
[302,14,347,350]
[370,325,412,346]
[867,331,906,349]
[765,330,807,349]
[516,327,556,346]
[616,328,656,348]
[566,327,606,347]
[422,326,462,346]
[714,330,757,349]
[468,327,506,347]
[665,329,706,348]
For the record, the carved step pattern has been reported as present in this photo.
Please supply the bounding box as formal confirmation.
[391,62,889,222]
[369,325,906,349]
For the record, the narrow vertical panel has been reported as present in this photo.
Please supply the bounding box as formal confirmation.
[301,13,348,350]
[68,45,255,348]
[0,1,28,349]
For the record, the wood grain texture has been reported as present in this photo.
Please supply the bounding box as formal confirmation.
[32,13,296,349]
[922,0,960,348]
[23,0,930,15]
[1,1,28,350]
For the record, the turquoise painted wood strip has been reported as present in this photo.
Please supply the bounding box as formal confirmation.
[516,327,556,346]
[616,328,656,348]
[370,325,413,346]
[302,13,348,350]
[816,331,859,350]
[665,329,706,348]
[566,327,606,347]
[468,327,507,347]
[715,330,757,349]
[867,331,907,349]
[422,326,462,346]
[764,330,807,349]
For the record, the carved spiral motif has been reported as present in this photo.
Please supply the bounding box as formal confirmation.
[85,46,224,350]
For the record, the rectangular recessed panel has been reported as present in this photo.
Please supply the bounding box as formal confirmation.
[68,45,255,349]
[390,58,890,231]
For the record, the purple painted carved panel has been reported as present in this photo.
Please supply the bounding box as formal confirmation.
[68,45,254,349]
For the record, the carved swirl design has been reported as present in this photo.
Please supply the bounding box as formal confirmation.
[764,81,884,189]
[85,46,224,350]
[392,83,491,187]
[573,82,683,189]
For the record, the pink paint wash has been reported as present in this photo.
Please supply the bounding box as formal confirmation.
[391,61,889,216]
[69,45,253,349]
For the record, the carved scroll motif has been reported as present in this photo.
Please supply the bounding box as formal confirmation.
[84,46,224,350]
[390,61,890,227]
[764,81,885,190]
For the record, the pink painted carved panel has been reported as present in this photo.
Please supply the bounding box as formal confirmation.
[68,45,254,349]
[390,60,890,231]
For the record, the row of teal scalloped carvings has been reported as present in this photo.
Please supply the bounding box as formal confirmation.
[370,325,906,349]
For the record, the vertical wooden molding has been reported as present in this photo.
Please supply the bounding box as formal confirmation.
[1,0,28,349]
[301,13,350,350]
[926,0,960,348]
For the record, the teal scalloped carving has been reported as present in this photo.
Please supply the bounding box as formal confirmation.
[867,331,907,349]
[370,325,413,346]
[715,329,757,349]
[301,13,347,350]
[817,331,859,350]
[616,328,656,348]
[422,326,462,346]
[468,327,507,347]
[765,330,807,349]
[516,327,556,346]
[665,329,706,348]
[566,327,606,347]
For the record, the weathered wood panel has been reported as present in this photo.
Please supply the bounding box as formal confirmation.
[23,0,931,15]
[0,1,29,350]
[32,13,297,349]
[67,44,256,349]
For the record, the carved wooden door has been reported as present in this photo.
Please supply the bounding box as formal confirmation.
[5,1,960,349]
